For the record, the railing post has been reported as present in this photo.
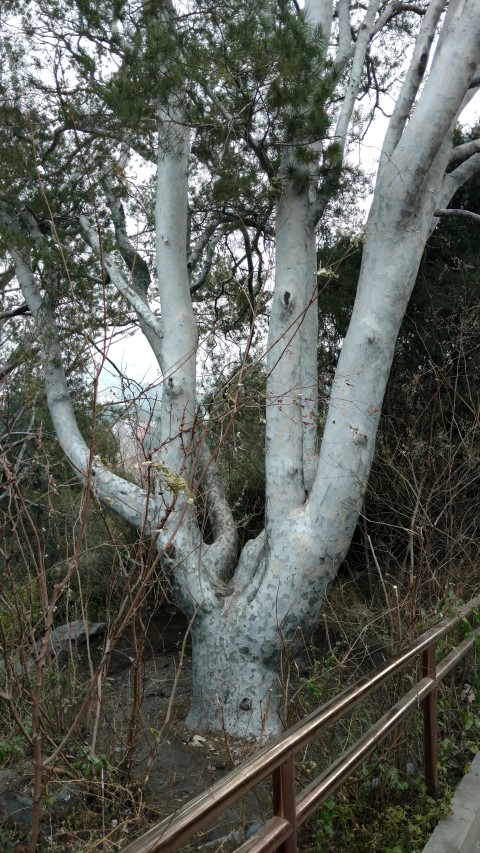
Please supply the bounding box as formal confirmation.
[272,755,297,853]
[422,643,438,799]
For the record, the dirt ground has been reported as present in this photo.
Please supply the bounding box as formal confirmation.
[3,602,448,851]
[0,607,279,851]
[99,607,274,850]
[0,603,390,850]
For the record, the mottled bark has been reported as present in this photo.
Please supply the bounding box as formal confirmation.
[6,0,480,738]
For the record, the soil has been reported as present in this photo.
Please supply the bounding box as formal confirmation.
[99,608,273,849]
[0,607,275,851]
[0,604,394,850]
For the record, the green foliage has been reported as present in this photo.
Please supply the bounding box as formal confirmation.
[102,12,180,126]
[84,0,334,201]
[203,360,266,544]
[0,583,43,647]
[70,745,113,778]
[0,0,361,412]
[186,0,332,153]
[143,460,194,504]
[313,779,451,853]
[296,631,476,853]
[0,827,13,853]
[0,375,135,617]
[318,135,480,378]
[0,734,28,767]
[289,577,480,852]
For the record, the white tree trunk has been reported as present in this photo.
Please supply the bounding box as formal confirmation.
[185,532,335,736]
[186,602,284,736]
[182,2,480,736]
[6,0,480,739]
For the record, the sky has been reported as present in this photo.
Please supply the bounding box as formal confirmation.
[98,329,160,401]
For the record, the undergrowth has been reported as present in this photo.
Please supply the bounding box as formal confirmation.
[311,772,452,853]
[289,582,480,853]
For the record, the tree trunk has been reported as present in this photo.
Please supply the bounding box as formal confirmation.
[186,604,285,737]
[184,517,337,737]
[6,0,480,743]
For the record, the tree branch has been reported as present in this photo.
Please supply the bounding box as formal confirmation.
[335,0,352,66]
[108,196,151,296]
[188,217,222,273]
[438,152,480,209]
[79,214,164,347]
[11,247,152,530]
[0,302,30,320]
[305,0,334,52]
[190,226,229,294]
[196,441,238,582]
[0,266,16,291]
[0,398,37,503]
[265,186,312,518]
[0,342,38,380]
[333,0,382,156]
[379,0,446,176]
[371,1,426,36]
[333,0,426,72]
[381,5,480,206]
[74,122,156,163]
[448,138,480,165]
[434,207,480,226]
[102,189,165,368]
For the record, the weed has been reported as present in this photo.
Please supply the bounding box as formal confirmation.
[70,746,113,778]
[312,770,452,853]
[0,827,13,852]
[0,734,28,767]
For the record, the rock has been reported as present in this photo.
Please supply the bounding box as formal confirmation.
[46,620,107,655]
[0,620,107,676]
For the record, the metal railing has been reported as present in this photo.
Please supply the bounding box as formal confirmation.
[121,594,480,853]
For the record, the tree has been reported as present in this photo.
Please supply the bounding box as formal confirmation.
[320,184,480,606]
[1,0,479,738]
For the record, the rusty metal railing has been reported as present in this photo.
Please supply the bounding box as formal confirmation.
[121,594,480,853]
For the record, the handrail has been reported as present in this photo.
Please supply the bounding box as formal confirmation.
[121,594,480,853]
